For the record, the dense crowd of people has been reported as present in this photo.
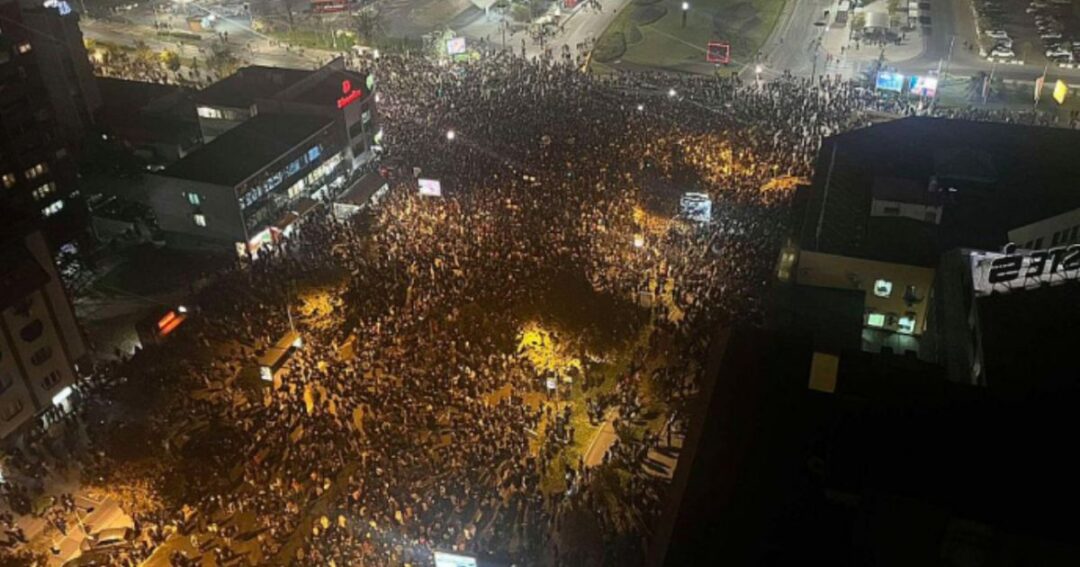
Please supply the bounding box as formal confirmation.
[3,43,1072,567]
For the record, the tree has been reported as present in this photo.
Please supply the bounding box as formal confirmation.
[354,5,385,44]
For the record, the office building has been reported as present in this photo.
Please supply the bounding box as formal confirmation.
[0,0,86,244]
[18,0,101,149]
[0,215,87,441]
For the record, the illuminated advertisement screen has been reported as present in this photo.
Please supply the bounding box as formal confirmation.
[446,37,467,55]
[680,192,712,223]
[875,72,905,92]
[908,75,938,97]
[434,551,478,567]
[418,178,442,197]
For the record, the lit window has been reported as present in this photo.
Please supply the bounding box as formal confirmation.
[898,315,916,334]
[307,146,321,162]
[42,200,64,217]
[193,214,207,227]
[24,162,47,180]
[32,182,56,200]
[197,106,223,119]
[873,279,893,298]
[187,192,201,206]
[1,173,14,188]
[867,313,886,328]
[17,42,31,54]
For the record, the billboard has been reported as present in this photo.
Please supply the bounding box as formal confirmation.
[706,42,731,64]
[908,75,938,97]
[1054,79,1068,104]
[875,72,905,92]
[434,551,478,567]
[680,192,713,223]
[418,178,442,197]
[446,37,467,55]
[970,243,1080,296]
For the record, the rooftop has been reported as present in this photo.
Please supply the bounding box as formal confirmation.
[160,114,332,186]
[194,65,312,109]
[798,117,1080,266]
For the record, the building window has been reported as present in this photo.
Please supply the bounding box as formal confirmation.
[1034,237,1044,249]
[898,314,917,334]
[873,279,893,298]
[187,192,201,206]
[29,346,52,366]
[19,320,44,343]
[2,399,24,422]
[24,162,47,180]
[867,313,886,328]
[42,200,64,217]
[17,42,31,54]
[1052,231,1061,246]
[193,213,207,227]
[42,370,62,390]
[882,205,901,216]
[1071,226,1079,243]
[197,106,223,119]
[32,182,56,200]
[1,173,14,188]
[307,146,321,162]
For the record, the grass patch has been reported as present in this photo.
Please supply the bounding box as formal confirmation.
[594,31,627,62]
[595,0,786,71]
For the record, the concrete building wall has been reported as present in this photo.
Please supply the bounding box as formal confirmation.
[1009,207,1080,250]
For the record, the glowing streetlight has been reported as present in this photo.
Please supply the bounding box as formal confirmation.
[446,130,456,141]
[633,235,645,248]
[755,64,763,75]
[636,103,644,111]
[668,88,677,98]
[681,2,689,27]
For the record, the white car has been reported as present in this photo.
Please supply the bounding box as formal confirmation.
[985,30,1009,39]
[1047,48,1072,58]
[1030,1,1047,7]
[990,47,1015,58]
[1042,32,1063,40]
[995,38,1014,48]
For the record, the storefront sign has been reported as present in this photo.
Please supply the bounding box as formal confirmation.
[337,79,363,109]
[971,243,1080,296]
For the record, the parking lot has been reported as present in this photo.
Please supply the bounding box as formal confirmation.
[974,0,1080,65]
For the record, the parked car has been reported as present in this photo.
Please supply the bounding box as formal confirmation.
[990,46,1016,58]
[985,30,1009,39]
[1030,1,1047,7]
[995,38,1014,48]
[1047,48,1072,58]
[1042,32,1063,40]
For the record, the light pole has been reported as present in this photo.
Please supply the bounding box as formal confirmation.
[681,2,689,28]
[446,130,456,141]
[668,88,677,98]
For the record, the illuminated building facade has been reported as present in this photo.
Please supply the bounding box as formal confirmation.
[0,218,87,441]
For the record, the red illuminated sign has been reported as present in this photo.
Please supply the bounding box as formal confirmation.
[706,42,731,64]
[156,310,184,337]
[337,79,363,109]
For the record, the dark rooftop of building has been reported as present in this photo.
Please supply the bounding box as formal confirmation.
[977,282,1080,396]
[650,327,1080,567]
[798,117,1080,266]
[284,69,371,108]
[194,65,312,109]
[160,114,332,186]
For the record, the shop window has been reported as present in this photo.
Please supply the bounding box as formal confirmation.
[873,279,893,298]
[2,399,24,422]
[20,320,44,343]
[30,346,53,366]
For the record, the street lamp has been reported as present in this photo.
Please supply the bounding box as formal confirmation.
[754,64,763,75]
[636,103,644,111]
[668,88,677,98]
[446,130,456,141]
[681,2,689,28]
